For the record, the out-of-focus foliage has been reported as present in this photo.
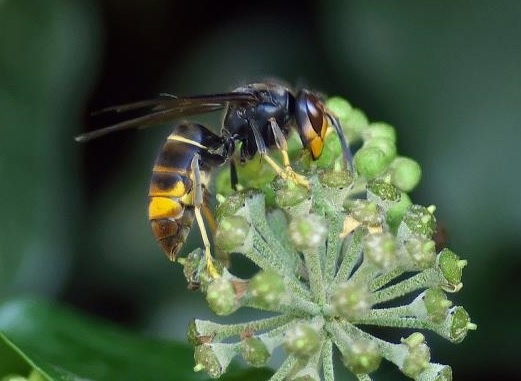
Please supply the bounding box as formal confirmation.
[0,0,520,380]
[0,297,272,380]
[0,0,98,296]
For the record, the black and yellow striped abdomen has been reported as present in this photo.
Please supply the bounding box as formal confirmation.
[148,123,221,261]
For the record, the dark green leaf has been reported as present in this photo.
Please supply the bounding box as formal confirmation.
[0,298,273,381]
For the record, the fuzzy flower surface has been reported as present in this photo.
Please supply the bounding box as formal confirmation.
[181,97,476,381]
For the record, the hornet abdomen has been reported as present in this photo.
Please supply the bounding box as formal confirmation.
[148,123,223,261]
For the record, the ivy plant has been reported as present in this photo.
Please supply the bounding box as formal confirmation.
[182,97,476,381]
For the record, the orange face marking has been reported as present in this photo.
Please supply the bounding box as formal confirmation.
[309,136,324,159]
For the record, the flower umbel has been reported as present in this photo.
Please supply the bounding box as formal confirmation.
[184,97,476,380]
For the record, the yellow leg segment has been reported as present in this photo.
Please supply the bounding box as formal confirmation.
[194,206,220,279]
[191,153,220,279]
[262,153,310,188]
[265,117,309,188]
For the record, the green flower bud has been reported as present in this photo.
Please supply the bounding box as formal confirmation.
[423,288,452,323]
[346,108,369,132]
[214,191,247,220]
[214,216,250,252]
[402,204,437,238]
[248,270,287,310]
[404,237,436,270]
[353,146,389,178]
[364,137,397,163]
[330,281,373,319]
[194,344,225,379]
[386,192,412,233]
[206,277,239,316]
[437,249,466,289]
[364,122,397,143]
[181,249,203,288]
[400,333,431,378]
[391,156,422,192]
[240,337,270,367]
[363,232,397,270]
[289,214,328,251]
[401,332,425,348]
[326,97,352,120]
[274,177,310,207]
[318,168,353,188]
[447,306,476,343]
[367,179,401,203]
[341,338,382,374]
[283,322,322,359]
[401,344,430,378]
[344,199,383,226]
[326,98,368,142]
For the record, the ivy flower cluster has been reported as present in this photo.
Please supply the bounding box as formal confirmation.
[178,97,476,381]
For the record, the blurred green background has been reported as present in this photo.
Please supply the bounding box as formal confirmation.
[1,0,520,379]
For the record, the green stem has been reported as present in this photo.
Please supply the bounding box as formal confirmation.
[359,304,411,320]
[372,268,444,304]
[243,289,320,316]
[193,314,295,341]
[354,315,430,330]
[309,177,350,285]
[348,259,379,286]
[302,246,326,305]
[248,243,311,300]
[268,355,298,381]
[324,214,345,286]
[246,193,300,268]
[369,267,405,291]
[332,320,399,364]
[322,339,335,381]
[249,230,290,273]
[333,229,364,285]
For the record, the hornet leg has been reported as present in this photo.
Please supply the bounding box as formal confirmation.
[191,153,220,279]
[249,119,309,188]
[327,114,353,169]
[267,117,310,187]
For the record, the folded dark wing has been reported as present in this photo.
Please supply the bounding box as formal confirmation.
[76,92,257,142]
